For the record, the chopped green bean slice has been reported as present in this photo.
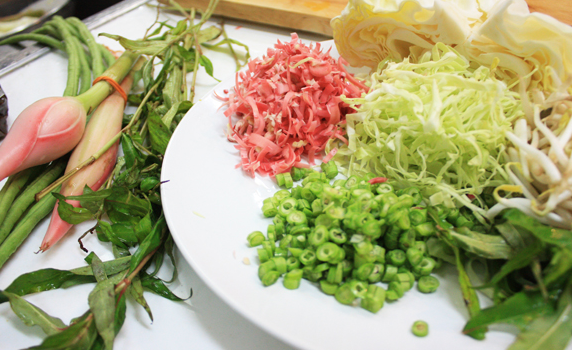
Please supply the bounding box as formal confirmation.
[261,270,281,286]
[418,275,440,293]
[361,285,386,313]
[320,280,339,295]
[283,269,303,290]
[387,249,406,266]
[412,320,429,337]
[299,249,317,266]
[334,283,356,305]
[247,230,265,247]
[406,247,423,266]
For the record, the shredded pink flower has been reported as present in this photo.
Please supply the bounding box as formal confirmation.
[220,33,368,177]
[369,177,388,184]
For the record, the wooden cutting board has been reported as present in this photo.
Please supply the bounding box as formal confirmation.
[162,0,572,36]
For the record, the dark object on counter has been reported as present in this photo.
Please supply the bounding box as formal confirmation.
[0,0,36,17]
[70,0,122,19]
[0,85,7,140]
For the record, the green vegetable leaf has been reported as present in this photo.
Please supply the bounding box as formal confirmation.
[202,37,250,64]
[70,257,131,277]
[463,291,554,334]
[96,221,129,249]
[54,193,94,225]
[502,209,572,249]
[140,273,187,301]
[430,208,486,339]
[105,187,150,217]
[99,33,167,56]
[4,269,95,297]
[544,248,572,287]
[148,111,172,155]
[129,215,166,273]
[199,55,218,81]
[197,26,222,44]
[0,291,66,336]
[88,253,108,282]
[27,311,98,350]
[88,280,116,350]
[480,240,545,288]
[508,280,572,350]
[449,227,514,260]
[129,275,153,321]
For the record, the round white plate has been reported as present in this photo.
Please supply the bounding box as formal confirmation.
[161,41,517,350]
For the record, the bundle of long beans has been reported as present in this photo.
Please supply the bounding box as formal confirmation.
[0,15,118,268]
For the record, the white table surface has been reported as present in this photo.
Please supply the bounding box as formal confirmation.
[0,3,328,349]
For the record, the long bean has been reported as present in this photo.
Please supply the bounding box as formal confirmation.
[67,17,105,76]
[51,16,81,97]
[70,35,92,94]
[0,185,61,270]
[0,33,65,52]
[0,159,66,245]
[0,167,42,228]
[32,24,62,40]
[99,44,116,67]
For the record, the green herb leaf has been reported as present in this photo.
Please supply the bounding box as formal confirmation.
[148,112,172,155]
[199,55,218,81]
[449,227,514,260]
[129,275,153,321]
[88,253,108,282]
[96,221,129,249]
[0,291,66,336]
[544,248,572,287]
[464,291,554,334]
[129,215,166,273]
[105,187,150,217]
[140,273,187,301]
[480,241,545,289]
[508,280,572,350]
[99,33,167,56]
[54,193,94,225]
[26,311,98,350]
[88,280,116,350]
[69,257,131,277]
[502,209,572,249]
[197,26,222,44]
[4,269,95,297]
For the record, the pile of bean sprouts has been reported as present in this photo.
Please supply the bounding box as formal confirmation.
[488,69,572,229]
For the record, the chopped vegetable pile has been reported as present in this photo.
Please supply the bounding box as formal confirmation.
[326,43,523,215]
[249,161,445,313]
[220,33,369,177]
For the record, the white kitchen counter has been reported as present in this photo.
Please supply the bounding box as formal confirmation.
[0,2,328,349]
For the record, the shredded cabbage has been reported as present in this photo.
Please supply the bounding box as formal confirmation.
[331,0,572,94]
[327,43,524,213]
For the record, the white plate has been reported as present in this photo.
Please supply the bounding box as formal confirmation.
[161,41,517,350]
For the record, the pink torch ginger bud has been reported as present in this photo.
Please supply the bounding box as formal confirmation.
[0,97,86,182]
[40,71,136,252]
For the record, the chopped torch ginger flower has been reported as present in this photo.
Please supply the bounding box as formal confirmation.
[220,33,368,177]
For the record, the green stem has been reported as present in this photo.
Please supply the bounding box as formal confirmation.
[75,50,139,114]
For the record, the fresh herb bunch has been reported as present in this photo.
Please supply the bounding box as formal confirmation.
[0,1,249,348]
[428,207,572,348]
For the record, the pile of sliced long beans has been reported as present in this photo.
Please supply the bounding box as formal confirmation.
[0,16,117,268]
[248,161,445,313]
